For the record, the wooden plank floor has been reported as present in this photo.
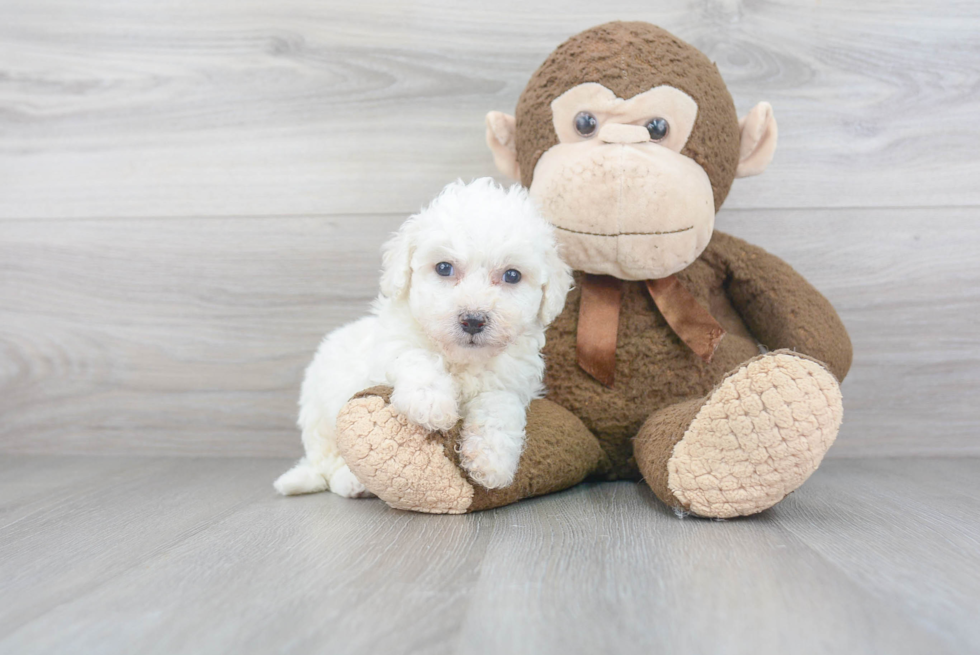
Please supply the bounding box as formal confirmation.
[1,456,978,655]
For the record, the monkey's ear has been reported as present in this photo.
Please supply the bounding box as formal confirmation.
[485,112,521,181]
[735,102,778,178]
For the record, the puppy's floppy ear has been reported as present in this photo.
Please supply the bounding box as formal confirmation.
[379,218,417,299]
[538,244,573,326]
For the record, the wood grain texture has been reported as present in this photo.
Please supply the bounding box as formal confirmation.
[723,206,980,457]
[0,456,977,654]
[0,214,400,456]
[2,207,977,457]
[1,0,979,219]
[1,1,978,455]
[2,4,977,650]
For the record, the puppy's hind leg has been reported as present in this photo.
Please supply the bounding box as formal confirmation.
[275,422,376,498]
[327,465,375,499]
[274,457,329,496]
[274,458,374,498]
[274,422,344,496]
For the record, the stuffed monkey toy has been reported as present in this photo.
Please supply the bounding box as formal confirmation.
[335,21,852,518]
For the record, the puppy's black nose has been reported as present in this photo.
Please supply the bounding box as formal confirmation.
[460,314,487,335]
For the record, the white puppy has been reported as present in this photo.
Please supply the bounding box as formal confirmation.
[274,178,572,498]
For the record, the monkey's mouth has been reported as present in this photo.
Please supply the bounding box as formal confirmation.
[553,225,694,238]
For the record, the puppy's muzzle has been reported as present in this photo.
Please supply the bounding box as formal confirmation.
[460,313,488,335]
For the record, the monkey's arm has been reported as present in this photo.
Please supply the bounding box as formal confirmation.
[708,231,853,381]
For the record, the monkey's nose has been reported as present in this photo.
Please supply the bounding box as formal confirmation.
[598,123,650,144]
[460,314,487,335]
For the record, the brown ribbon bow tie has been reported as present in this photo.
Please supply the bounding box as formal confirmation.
[576,273,726,387]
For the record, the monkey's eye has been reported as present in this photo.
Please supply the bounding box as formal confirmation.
[645,117,669,141]
[503,269,522,284]
[574,111,598,137]
[435,262,454,277]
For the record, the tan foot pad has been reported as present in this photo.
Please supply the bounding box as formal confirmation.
[667,353,843,518]
[335,394,474,514]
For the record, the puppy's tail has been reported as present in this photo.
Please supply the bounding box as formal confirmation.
[273,457,330,496]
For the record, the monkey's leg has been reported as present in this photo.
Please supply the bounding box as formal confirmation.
[335,386,609,514]
[634,351,843,519]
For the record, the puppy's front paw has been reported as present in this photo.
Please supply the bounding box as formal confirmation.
[459,430,523,489]
[391,385,460,432]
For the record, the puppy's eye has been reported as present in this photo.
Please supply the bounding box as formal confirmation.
[503,269,522,284]
[435,262,454,277]
[574,111,598,137]
[645,117,669,141]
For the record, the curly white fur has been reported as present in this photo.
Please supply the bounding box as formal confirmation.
[274,178,572,497]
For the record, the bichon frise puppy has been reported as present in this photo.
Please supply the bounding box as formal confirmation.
[274,178,572,498]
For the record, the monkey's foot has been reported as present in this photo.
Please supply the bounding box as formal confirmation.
[644,352,843,519]
[335,386,475,514]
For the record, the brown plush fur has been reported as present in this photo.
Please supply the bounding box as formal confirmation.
[633,396,706,508]
[543,230,851,481]
[347,387,611,513]
[338,230,851,514]
[466,398,612,511]
[515,21,741,211]
[334,22,852,517]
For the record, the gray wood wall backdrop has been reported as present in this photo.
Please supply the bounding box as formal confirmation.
[1,0,978,458]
